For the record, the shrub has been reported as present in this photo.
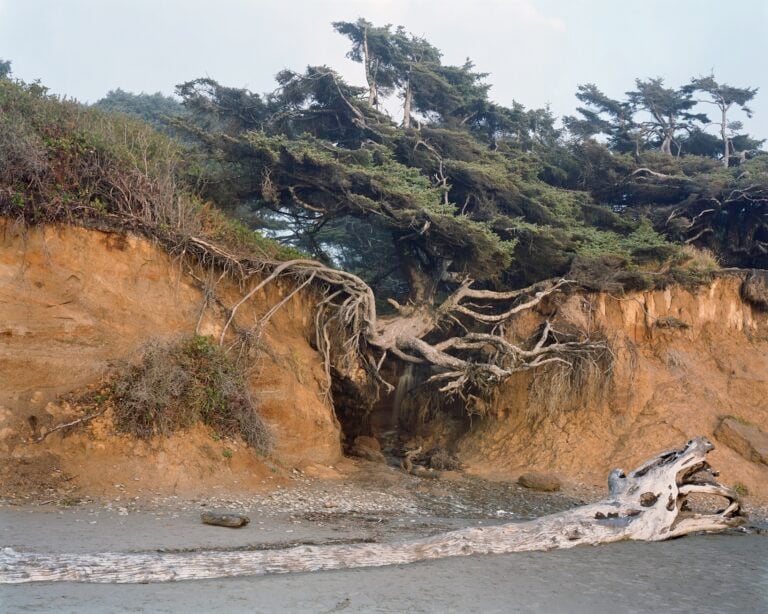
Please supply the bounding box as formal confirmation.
[428,448,462,471]
[741,270,768,311]
[0,78,299,263]
[112,335,271,453]
[568,254,654,293]
[678,245,719,273]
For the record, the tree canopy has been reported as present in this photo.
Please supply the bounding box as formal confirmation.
[2,18,766,421]
[94,88,187,130]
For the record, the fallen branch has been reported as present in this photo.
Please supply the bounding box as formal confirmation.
[34,408,108,443]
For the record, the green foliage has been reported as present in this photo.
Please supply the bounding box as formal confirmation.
[183,127,516,280]
[200,205,308,261]
[93,88,187,131]
[573,220,677,268]
[10,17,766,297]
[170,19,700,295]
[332,19,400,104]
[566,72,761,165]
[0,78,297,262]
[113,335,271,452]
[565,83,638,153]
[733,482,750,497]
[0,77,189,226]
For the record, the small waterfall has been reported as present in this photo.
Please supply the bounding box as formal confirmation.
[391,363,414,427]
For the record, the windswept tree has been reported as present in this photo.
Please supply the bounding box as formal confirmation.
[627,78,708,156]
[173,65,625,415]
[564,84,639,154]
[407,59,490,126]
[332,18,399,108]
[94,89,186,131]
[176,78,271,133]
[0,59,11,80]
[168,19,760,425]
[687,75,759,166]
[390,29,442,128]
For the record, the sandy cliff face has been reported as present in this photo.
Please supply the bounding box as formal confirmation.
[458,277,768,499]
[0,223,340,497]
[2,222,767,502]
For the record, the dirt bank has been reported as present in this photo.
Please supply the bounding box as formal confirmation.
[0,223,340,499]
[2,222,768,506]
[458,276,768,501]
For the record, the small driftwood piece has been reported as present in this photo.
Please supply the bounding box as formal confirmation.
[201,512,250,528]
[34,408,108,443]
[0,437,744,584]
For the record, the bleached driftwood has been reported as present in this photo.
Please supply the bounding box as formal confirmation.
[0,437,744,584]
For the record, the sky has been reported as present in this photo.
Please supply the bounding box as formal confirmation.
[2,0,767,138]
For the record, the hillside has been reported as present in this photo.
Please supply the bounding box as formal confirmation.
[1,223,766,504]
[1,23,767,508]
[0,223,340,497]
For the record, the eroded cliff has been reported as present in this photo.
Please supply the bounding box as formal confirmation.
[458,276,768,499]
[2,222,767,503]
[0,223,340,497]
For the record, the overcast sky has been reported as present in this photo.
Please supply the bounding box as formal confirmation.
[2,0,767,138]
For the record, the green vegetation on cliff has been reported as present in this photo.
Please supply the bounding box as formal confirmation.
[1,21,766,417]
[0,73,301,262]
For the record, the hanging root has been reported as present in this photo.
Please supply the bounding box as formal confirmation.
[34,408,108,443]
[183,233,606,409]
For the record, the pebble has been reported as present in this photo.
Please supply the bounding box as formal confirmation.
[4,472,765,527]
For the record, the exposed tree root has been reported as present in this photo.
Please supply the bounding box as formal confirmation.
[187,232,608,402]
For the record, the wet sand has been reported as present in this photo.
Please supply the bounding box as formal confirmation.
[2,473,766,613]
[2,533,766,613]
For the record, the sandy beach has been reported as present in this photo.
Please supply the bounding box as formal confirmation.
[2,471,766,613]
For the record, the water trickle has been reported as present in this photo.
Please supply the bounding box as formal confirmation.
[392,363,414,426]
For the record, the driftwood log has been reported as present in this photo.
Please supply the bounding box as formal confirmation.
[0,437,744,584]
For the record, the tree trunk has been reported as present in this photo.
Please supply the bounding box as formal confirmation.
[402,73,412,129]
[396,244,438,305]
[362,26,377,107]
[660,124,674,156]
[721,106,730,168]
[660,137,671,156]
[652,110,674,157]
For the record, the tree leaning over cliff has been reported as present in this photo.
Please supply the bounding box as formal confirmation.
[5,17,767,422]
[686,75,759,167]
[169,24,649,413]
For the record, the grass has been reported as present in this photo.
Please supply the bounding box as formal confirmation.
[112,335,272,453]
[726,414,754,427]
[57,496,83,507]
[678,245,719,273]
[733,482,750,497]
[0,78,302,263]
